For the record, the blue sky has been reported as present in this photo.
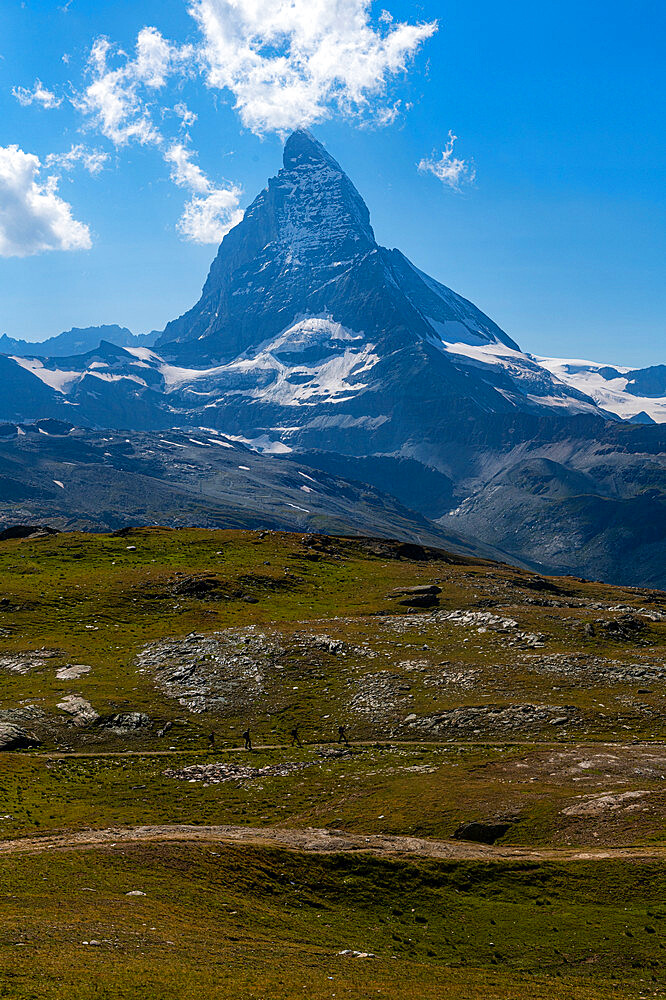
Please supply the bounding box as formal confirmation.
[0,0,664,366]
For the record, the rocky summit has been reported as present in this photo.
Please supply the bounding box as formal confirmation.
[0,130,664,587]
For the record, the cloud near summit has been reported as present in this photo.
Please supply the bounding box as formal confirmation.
[8,1,439,252]
[71,1,436,243]
[190,0,438,134]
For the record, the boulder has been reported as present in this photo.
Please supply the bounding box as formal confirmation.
[389,584,442,609]
[453,820,513,845]
[0,724,39,750]
[0,525,59,542]
[57,696,99,726]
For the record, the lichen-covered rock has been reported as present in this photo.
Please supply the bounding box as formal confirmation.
[57,695,99,726]
[137,627,281,713]
[97,712,151,734]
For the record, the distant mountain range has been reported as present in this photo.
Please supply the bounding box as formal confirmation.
[0,325,158,358]
[0,130,664,587]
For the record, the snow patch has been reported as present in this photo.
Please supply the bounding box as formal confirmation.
[224,433,292,455]
[12,357,80,393]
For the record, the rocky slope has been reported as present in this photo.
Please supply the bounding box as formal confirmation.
[0,418,496,554]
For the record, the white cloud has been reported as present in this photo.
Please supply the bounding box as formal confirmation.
[45,144,109,176]
[174,101,198,129]
[165,143,210,194]
[74,29,191,147]
[21,2,438,246]
[188,0,437,134]
[71,3,436,139]
[177,188,244,244]
[134,25,189,89]
[418,132,475,190]
[0,145,91,257]
[71,27,241,245]
[12,79,62,109]
[374,100,402,127]
[165,143,243,243]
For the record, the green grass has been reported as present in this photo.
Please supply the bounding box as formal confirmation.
[1,740,665,849]
[2,528,666,997]
[1,844,666,999]
[0,528,664,750]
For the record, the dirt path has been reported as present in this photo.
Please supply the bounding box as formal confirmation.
[1,823,665,862]
[36,738,666,759]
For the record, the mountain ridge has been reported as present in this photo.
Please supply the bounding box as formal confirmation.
[0,129,663,587]
[0,325,158,359]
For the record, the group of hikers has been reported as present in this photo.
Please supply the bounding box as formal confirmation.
[207,724,350,752]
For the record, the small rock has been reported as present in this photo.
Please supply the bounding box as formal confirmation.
[56,664,92,680]
[390,585,442,597]
[57,696,98,726]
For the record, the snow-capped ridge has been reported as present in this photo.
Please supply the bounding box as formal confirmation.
[536,355,666,423]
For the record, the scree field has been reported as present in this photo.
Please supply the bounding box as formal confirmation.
[1,527,665,998]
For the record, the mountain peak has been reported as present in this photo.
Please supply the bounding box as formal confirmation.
[283,129,339,171]
[157,130,521,366]
[274,129,375,256]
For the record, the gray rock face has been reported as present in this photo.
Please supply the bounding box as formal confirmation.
[57,695,99,726]
[160,130,386,361]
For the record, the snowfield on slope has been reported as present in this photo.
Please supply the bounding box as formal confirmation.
[536,356,666,423]
[160,317,380,409]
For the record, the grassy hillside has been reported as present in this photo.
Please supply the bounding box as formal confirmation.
[1,528,666,997]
